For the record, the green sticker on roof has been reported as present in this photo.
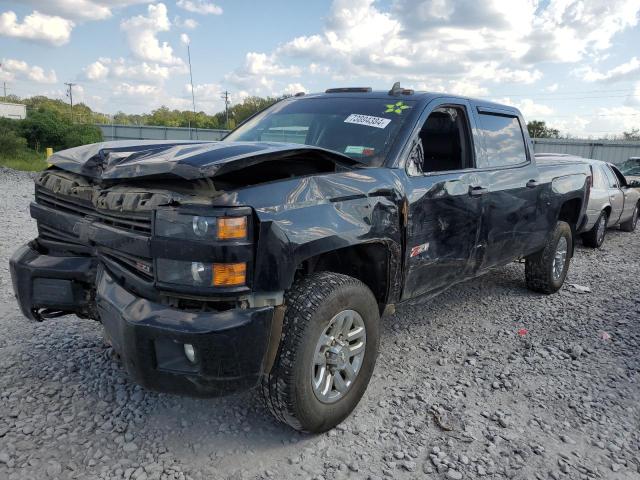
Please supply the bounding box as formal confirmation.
[385,101,411,115]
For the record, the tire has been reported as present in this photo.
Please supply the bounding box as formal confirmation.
[261,272,380,433]
[619,203,639,232]
[581,210,608,248]
[525,221,572,294]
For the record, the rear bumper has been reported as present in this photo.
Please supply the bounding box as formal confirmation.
[10,242,281,397]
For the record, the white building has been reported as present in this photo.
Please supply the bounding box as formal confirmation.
[0,102,27,120]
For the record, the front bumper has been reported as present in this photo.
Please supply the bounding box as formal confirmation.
[10,242,281,396]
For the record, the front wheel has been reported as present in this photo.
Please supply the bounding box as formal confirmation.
[525,221,573,294]
[261,272,380,433]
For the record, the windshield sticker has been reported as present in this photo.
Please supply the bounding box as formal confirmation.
[385,101,411,115]
[345,146,375,156]
[344,114,391,129]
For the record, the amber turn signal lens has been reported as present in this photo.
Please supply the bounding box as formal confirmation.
[212,262,246,286]
[217,216,247,239]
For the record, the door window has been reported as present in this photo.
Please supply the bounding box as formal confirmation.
[408,106,473,175]
[610,165,628,187]
[477,113,528,167]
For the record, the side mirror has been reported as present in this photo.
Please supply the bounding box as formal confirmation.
[629,180,640,188]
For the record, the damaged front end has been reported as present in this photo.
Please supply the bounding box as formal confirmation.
[10,141,351,396]
[9,140,398,397]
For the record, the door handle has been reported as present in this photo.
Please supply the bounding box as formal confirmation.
[469,186,488,197]
[526,179,539,188]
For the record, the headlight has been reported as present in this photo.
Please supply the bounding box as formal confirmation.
[156,259,246,287]
[155,211,247,241]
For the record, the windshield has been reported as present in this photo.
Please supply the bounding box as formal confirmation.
[620,159,640,176]
[224,96,417,166]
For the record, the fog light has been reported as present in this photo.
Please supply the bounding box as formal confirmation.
[184,343,196,363]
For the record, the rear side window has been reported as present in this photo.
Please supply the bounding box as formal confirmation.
[592,166,608,189]
[478,113,528,167]
[602,165,618,188]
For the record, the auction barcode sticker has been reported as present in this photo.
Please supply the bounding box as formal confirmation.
[344,114,391,129]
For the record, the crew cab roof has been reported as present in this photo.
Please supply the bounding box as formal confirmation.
[300,89,524,117]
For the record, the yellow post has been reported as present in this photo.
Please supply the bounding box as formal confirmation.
[46,147,53,158]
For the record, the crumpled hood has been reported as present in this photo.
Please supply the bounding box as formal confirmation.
[47,140,360,181]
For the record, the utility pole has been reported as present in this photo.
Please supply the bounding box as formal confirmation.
[2,81,6,98]
[186,41,197,140]
[221,90,230,129]
[65,82,76,121]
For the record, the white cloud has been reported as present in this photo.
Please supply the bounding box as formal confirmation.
[84,60,109,80]
[83,57,187,83]
[176,0,223,15]
[447,80,488,97]
[180,33,191,46]
[120,3,183,65]
[523,0,640,63]
[283,83,306,95]
[231,0,640,98]
[0,58,57,84]
[225,52,301,93]
[493,97,555,118]
[0,10,74,46]
[577,57,640,82]
[19,1,153,21]
[572,106,640,137]
[545,83,559,92]
[114,82,163,97]
[175,16,199,29]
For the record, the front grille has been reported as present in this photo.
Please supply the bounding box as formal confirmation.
[101,249,154,281]
[36,186,152,235]
[35,185,154,281]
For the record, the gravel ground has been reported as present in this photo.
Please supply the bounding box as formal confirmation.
[1,167,639,480]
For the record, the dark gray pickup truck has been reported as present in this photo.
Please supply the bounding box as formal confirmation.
[10,85,591,432]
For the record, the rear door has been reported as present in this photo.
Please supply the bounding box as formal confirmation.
[473,107,544,267]
[602,164,625,224]
[401,98,485,299]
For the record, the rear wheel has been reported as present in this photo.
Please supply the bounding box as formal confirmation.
[261,272,380,433]
[582,210,608,248]
[525,221,572,294]
[619,203,638,232]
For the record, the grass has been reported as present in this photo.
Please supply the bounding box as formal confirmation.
[0,149,48,172]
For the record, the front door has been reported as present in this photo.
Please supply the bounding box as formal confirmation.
[402,99,484,299]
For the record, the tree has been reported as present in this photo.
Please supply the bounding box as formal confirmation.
[622,128,640,141]
[527,120,560,139]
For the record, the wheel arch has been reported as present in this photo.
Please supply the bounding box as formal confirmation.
[298,241,399,314]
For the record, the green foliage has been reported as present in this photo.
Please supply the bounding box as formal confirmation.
[19,108,102,151]
[0,148,48,172]
[527,120,560,139]
[0,124,28,156]
[107,95,284,130]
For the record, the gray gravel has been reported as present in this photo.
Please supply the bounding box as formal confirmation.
[1,166,639,480]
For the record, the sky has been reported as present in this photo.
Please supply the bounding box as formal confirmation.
[1,0,640,137]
